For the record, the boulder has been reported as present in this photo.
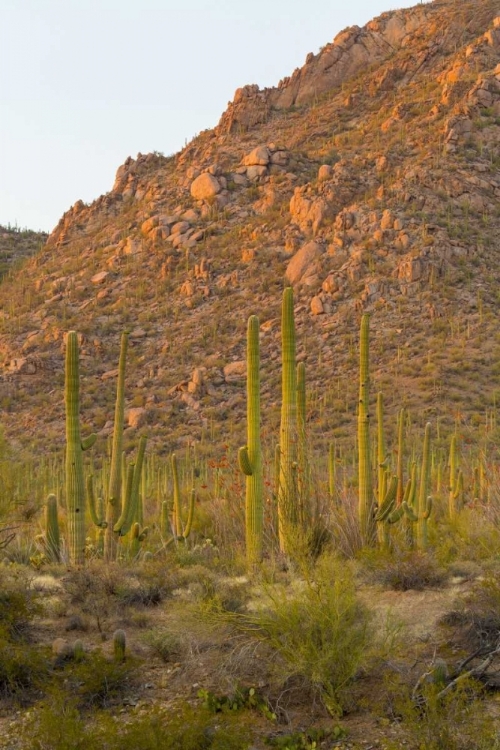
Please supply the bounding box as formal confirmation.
[190,173,221,201]
[243,146,270,166]
[285,241,324,286]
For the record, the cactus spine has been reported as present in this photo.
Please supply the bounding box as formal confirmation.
[65,331,96,565]
[358,314,375,546]
[238,315,263,567]
[278,287,298,555]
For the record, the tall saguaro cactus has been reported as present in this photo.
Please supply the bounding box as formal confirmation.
[238,315,263,566]
[358,314,375,546]
[104,332,128,561]
[448,434,463,521]
[403,423,433,550]
[65,331,96,565]
[171,453,196,542]
[278,287,298,555]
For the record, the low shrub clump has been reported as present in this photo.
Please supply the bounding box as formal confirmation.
[216,555,371,716]
[361,550,448,591]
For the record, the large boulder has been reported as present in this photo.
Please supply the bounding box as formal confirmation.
[285,241,324,286]
[190,173,221,201]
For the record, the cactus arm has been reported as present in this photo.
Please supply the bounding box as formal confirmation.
[402,501,418,522]
[81,434,97,451]
[375,475,398,522]
[388,504,405,524]
[182,489,196,539]
[376,473,397,548]
[114,463,135,535]
[87,475,107,528]
[238,446,253,476]
[423,495,433,520]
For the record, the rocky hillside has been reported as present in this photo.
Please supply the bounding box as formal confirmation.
[1,0,500,460]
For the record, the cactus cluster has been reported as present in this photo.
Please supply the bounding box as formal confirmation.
[25,285,477,569]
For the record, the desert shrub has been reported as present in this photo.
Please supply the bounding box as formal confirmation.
[62,563,129,632]
[142,628,184,662]
[361,550,448,591]
[0,634,49,700]
[388,677,500,750]
[57,650,137,709]
[219,556,371,716]
[23,701,253,750]
[0,578,41,638]
[175,564,250,612]
[442,572,500,651]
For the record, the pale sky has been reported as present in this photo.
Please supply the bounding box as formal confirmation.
[1,0,431,232]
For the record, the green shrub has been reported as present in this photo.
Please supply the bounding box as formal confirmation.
[222,556,371,716]
[142,628,184,662]
[0,633,50,699]
[389,677,500,750]
[22,701,253,750]
[58,650,137,708]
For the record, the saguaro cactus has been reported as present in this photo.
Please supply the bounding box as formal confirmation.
[104,332,128,561]
[65,331,96,565]
[358,314,375,546]
[171,453,195,542]
[448,434,463,521]
[396,408,406,506]
[403,422,433,550]
[278,287,298,555]
[374,392,400,548]
[238,315,264,567]
[45,494,61,563]
[114,435,148,538]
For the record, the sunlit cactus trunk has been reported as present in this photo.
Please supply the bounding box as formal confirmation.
[238,315,263,567]
[358,314,375,546]
[416,422,432,551]
[65,331,96,565]
[448,434,463,521]
[278,287,298,555]
[104,332,128,561]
